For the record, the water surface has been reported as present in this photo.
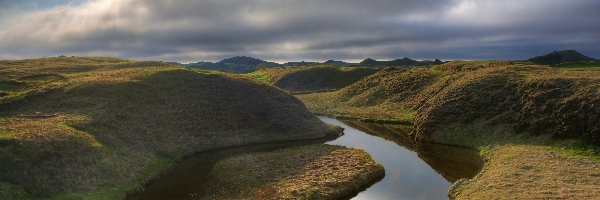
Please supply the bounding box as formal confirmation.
[321,117,482,200]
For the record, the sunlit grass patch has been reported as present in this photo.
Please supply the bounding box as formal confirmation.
[206,144,384,200]
[450,145,600,199]
[246,70,271,84]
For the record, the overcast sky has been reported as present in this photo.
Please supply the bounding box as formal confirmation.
[1,0,599,63]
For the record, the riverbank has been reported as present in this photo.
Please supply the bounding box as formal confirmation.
[304,110,600,199]
[450,145,600,199]
[434,123,600,199]
[204,144,385,199]
[321,117,483,199]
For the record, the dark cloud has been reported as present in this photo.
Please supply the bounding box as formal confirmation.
[0,0,599,62]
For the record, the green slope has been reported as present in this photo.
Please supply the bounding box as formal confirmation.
[299,61,600,144]
[0,57,337,199]
[249,66,378,93]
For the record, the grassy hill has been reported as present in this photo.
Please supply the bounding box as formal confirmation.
[297,60,600,198]
[299,61,600,144]
[249,66,379,93]
[0,57,338,199]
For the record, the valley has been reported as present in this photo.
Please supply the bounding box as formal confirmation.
[2,1,600,199]
[1,50,599,200]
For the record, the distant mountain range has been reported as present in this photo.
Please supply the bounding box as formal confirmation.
[171,56,446,73]
[284,61,320,66]
[170,50,598,73]
[528,50,597,65]
[360,57,444,67]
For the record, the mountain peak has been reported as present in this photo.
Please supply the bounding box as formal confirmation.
[218,56,266,65]
[529,50,596,65]
[360,58,378,65]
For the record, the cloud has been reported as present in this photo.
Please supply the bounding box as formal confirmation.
[0,0,599,62]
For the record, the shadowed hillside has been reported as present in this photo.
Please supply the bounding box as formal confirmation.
[249,66,379,93]
[0,57,337,199]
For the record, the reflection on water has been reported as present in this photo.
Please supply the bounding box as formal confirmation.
[130,117,482,200]
[321,117,482,200]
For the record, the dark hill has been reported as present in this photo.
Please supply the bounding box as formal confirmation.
[0,57,336,199]
[360,57,444,67]
[389,57,421,66]
[360,58,378,65]
[284,61,320,66]
[324,60,348,65]
[218,56,267,65]
[528,50,596,65]
[184,56,280,73]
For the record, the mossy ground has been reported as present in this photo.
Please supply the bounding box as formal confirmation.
[298,92,415,124]
[0,57,335,199]
[434,122,600,199]
[295,61,600,199]
[205,144,384,200]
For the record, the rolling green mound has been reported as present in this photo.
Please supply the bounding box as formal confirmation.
[299,61,600,145]
[249,66,378,93]
[0,57,337,199]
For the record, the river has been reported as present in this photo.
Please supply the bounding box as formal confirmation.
[129,117,482,200]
